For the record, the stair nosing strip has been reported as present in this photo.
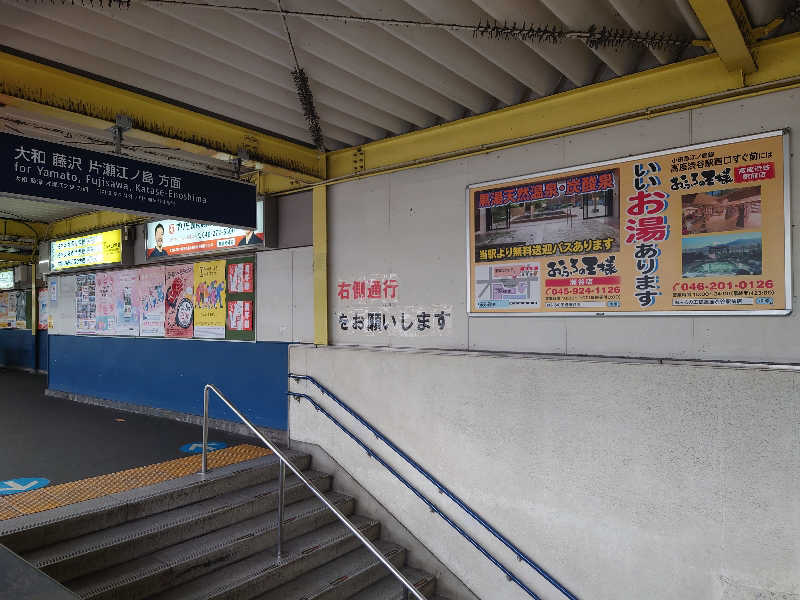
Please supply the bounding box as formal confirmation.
[27,472,330,567]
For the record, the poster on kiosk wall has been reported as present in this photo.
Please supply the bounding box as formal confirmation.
[113,270,141,336]
[193,260,226,339]
[139,266,166,337]
[467,130,791,316]
[95,271,115,334]
[225,256,255,341]
[38,288,48,330]
[165,264,194,338]
[0,292,9,328]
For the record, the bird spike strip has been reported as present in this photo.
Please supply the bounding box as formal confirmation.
[0,82,321,177]
[474,20,691,51]
[14,0,131,6]
[785,0,800,22]
[291,67,326,152]
[25,0,698,52]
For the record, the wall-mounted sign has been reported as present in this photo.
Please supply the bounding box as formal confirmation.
[0,269,13,290]
[50,230,122,272]
[1,131,256,229]
[145,200,264,260]
[467,130,790,316]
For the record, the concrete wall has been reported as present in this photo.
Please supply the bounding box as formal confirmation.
[289,345,800,600]
[327,88,800,363]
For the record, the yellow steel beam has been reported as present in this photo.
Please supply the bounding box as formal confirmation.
[0,239,35,250]
[0,218,46,240]
[46,210,144,239]
[1,96,315,195]
[689,0,756,73]
[327,32,800,181]
[31,262,36,337]
[312,162,328,346]
[0,251,33,263]
[0,51,324,181]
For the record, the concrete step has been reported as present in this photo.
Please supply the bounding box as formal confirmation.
[0,450,311,554]
[24,470,331,583]
[347,566,437,599]
[149,516,382,600]
[254,542,406,600]
[66,492,355,600]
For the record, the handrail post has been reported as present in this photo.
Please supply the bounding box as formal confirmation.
[201,383,428,600]
[201,385,209,476]
[277,461,285,561]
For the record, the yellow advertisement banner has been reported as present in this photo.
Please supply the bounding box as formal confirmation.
[193,259,226,339]
[50,229,122,271]
[468,131,790,315]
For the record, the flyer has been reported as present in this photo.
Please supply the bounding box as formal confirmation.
[94,271,115,334]
[75,273,96,334]
[165,264,194,338]
[193,260,226,339]
[113,269,140,336]
[139,266,166,337]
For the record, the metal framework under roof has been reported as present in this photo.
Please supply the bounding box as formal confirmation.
[0,0,797,152]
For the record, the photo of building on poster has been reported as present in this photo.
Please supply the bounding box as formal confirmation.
[165,264,194,338]
[474,168,620,262]
[682,232,763,278]
[682,186,761,235]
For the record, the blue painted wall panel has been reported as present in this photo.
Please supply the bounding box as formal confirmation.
[36,331,48,373]
[0,329,36,370]
[48,336,288,429]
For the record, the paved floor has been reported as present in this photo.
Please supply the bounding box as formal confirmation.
[0,368,254,486]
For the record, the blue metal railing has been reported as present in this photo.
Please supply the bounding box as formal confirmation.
[288,373,579,600]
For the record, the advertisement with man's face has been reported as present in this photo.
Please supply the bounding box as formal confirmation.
[145,200,264,260]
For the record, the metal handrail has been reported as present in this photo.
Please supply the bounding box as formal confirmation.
[290,391,547,600]
[289,373,579,600]
[201,384,427,600]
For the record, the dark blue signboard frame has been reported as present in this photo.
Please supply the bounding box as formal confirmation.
[1,132,256,229]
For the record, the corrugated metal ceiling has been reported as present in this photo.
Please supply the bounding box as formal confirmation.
[0,196,95,224]
[0,0,797,151]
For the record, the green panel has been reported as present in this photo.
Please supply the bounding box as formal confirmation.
[225,255,256,342]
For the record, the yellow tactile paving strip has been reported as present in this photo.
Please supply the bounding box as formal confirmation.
[0,444,272,521]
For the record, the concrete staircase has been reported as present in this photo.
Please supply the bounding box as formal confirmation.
[0,448,449,600]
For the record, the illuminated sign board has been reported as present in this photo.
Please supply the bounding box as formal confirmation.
[50,230,123,271]
[0,269,13,290]
[146,199,264,260]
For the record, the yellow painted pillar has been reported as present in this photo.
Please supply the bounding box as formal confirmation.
[31,262,36,337]
[312,155,328,345]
